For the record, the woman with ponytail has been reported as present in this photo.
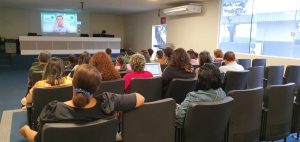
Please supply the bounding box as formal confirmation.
[20,64,145,142]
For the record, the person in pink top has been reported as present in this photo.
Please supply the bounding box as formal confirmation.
[123,53,153,93]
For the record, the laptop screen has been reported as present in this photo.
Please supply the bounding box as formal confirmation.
[144,63,162,77]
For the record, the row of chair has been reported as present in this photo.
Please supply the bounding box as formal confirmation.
[30,64,300,106]
[39,83,300,142]
[237,58,267,69]
[98,65,300,103]
[96,77,196,104]
[223,65,300,93]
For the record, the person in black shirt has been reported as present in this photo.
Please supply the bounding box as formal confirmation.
[20,64,145,142]
[162,48,196,96]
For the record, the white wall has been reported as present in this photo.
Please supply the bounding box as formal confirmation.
[0,8,125,47]
[167,0,220,53]
[124,0,220,53]
[0,8,40,38]
[124,0,300,66]
[124,11,161,51]
[2,3,300,66]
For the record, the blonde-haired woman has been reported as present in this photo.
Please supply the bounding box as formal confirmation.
[123,53,153,93]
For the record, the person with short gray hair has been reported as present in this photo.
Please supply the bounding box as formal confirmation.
[38,51,52,63]
[28,51,52,87]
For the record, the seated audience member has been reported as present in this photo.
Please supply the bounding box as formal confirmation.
[213,49,224,63]
[147,48,154,59]
[155,50,167,65]
[162,48,196,94]
[163,47,174,65]
[219,51,244,73]
[23,57,72,105]
[72,51,90,71]
[176,64,226,125]
[123,48,135,64]
[19,64,145,142]
[141,50,151,63]
[65,54,77,70]
[187,49,199,65]
[90,52,121,81]
[199,51,213,66]
[194,51,213,78]
[28,51,52,87]
[115,56,131,71]
[123,53,153,93]
[105,48,115,61]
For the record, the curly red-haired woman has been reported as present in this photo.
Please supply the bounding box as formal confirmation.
[89,52,121,81]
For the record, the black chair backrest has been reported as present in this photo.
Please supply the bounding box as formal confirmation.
[291,86,300,133]
[161,64,167,72]
[130,77,162,102]
[32,85,73,130]
[80,34,89,37]
[31,71,43,86]
[265,65,284,86]
[223,70,249,93]
[118,70,131,77]
[227,87,264,142]
[237,59,251,69]
[261,83,295,141]
[42,118,117,142]
[92,34,101,37]
[252,59,266,67]
[28,32,37,36]
[165,78,197,104]
[183,96,234,142]
[284,65,300,90]
[122,98,176,142]
[247,66,264,89]
[96,79,124,95]
[64,70,72,76]
[192,65,200,69]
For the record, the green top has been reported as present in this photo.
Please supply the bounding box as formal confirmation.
[123,55,131,64]
[28,63,46,86]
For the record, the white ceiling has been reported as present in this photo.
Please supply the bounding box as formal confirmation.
[0,0,209,14]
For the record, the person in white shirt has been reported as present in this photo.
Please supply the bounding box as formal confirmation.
[219,51,244,73]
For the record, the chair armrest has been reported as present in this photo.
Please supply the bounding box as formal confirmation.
[263,78,268,88]
[283,77,286,84]
[262,106,269,112]
[294,96,300,105]
[175,124,183,142]
[26,105,33,128]
[175,123,183,129]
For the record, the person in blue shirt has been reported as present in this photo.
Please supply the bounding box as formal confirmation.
[52,15,69,33]
[176,63,226,125]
